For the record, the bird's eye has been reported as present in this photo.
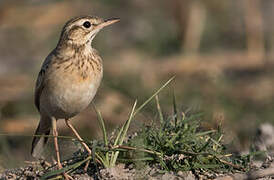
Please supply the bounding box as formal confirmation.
[83,21,91,28]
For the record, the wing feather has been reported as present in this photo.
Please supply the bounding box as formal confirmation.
[34,53,53,111]
[34,69,45,111]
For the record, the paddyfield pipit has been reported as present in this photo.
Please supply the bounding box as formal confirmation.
[31,15,119,174]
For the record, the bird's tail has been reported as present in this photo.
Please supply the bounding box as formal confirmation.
[31,115,52,158]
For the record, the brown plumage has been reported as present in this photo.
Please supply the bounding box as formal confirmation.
[31,15,119,178]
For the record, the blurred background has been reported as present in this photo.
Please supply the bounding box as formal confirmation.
[0,0,274,169]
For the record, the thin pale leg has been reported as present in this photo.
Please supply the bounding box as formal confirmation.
[52,118,62,169]
[52,119,72,180]
[65,119,91,171]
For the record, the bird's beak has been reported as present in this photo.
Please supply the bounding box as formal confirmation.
[89,18,120,42]
[96,18,120,30]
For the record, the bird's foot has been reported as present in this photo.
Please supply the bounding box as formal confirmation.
[63,172,73,180]
[57,163,73,180]
[84,160,90,172]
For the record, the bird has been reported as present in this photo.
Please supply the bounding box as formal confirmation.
[31,15,119,177]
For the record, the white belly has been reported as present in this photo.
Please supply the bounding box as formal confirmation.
[40,71,102,119]
[60,81,98,115]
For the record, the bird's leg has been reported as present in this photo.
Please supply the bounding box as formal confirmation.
[52,119,72,180]
[65,119,91,171]
[52,118,62,169]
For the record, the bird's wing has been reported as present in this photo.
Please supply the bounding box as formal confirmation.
[34,69,45,111]
[34,54,53,112]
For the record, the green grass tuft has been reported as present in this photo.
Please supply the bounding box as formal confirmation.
[119,96,252,174]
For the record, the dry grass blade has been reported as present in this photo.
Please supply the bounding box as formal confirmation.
[155,95,164,124]
[133,76,175,117]
[113,145,162,156]
[93,104,108,147]
[118,100,138,145]
[110,100,137,167]
[172,91,178,127]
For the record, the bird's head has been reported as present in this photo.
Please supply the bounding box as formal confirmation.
[58,16,119,47]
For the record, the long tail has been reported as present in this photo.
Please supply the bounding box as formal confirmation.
[31,115,52,158]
